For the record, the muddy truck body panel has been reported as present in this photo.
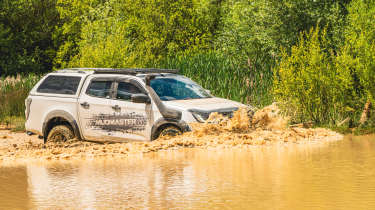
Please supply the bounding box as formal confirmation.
[25,72,87,137]
[25,68,247,142]
[76,74,165,142]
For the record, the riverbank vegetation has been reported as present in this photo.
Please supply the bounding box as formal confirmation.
[1,0,375,133]
[0,75,41,130]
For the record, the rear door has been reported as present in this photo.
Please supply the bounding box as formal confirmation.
[110,79,154,141]
[78,77,116,141]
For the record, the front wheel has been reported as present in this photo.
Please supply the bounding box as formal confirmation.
[153,125,182,140]
[46,125,75,143]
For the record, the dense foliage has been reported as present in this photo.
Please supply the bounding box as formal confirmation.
[275,0,375,125]
[274,28,351,125]
[0,0,60,76]
[1,0,375,127]
[68,0,220,67]
[340,0,375,101]
[218,0,348,64]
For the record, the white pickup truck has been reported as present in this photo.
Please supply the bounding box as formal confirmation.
[25,68,246,143]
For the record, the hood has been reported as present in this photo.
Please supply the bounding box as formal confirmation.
[163,97,245,112]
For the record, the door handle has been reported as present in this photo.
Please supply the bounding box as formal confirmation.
[80,102,90,109]
[112,105,121,111]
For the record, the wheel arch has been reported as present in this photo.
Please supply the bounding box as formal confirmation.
[42,110,82,142]
[151,118,190,140]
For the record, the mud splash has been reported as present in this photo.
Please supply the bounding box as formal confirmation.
[0,104,342,162]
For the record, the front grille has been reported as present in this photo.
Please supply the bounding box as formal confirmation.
[201,112,211,121]
[190,107,238,122]
[219,111,234,118]
[202,111,233,120]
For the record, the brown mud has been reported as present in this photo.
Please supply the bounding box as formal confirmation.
[0,104,342,163]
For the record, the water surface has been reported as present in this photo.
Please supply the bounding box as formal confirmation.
[1,135,375,209]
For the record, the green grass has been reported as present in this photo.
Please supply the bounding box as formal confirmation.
[327,125,375,136]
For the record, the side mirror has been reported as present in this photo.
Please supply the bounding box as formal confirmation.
[131,93,151,104]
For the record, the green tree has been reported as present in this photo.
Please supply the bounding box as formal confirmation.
[69,0,221,68]
[217,0,349,68]
[0,0,60,76]
[53,0,108,68]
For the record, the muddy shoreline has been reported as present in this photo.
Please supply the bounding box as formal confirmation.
[0,128,342,164]
[0,105,343,163]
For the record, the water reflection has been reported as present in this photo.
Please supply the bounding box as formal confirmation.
[0,166,30,209]
[1,136,375,209]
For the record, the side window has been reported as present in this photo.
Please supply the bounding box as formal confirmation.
[86,81,112,98]
[37,75,81,95]
[116,82,142,101]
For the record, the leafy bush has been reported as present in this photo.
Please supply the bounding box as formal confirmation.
[338,0,375,101]
[274,0,375,126]
[274,27,352,124]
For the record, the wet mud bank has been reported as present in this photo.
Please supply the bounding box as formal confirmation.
[0,104,343,163]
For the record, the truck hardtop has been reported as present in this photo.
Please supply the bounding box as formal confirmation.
[25,68,246,143]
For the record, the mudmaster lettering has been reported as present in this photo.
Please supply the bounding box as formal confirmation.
[87,113,147,133]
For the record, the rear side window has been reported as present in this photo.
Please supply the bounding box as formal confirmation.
[37,75,81,95]
[86,81,112,98]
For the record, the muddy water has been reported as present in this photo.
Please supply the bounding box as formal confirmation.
[0,135,374,209]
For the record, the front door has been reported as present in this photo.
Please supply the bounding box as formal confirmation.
[110,80,153,141]
[78,77,116,141]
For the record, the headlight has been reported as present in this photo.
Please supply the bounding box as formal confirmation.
[189,110,210,123]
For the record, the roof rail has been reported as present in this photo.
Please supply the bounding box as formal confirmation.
[55,68,179,75]
[55,68,95,74]
[93,68,179,75]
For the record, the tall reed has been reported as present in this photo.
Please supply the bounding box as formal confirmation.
[159,52,274,107]
[0,75,41,127]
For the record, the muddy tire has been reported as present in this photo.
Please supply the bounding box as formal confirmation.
[46,125,74,143]
[154,125,182,140]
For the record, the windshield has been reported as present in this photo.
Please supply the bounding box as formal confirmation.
[150,75,211,101]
